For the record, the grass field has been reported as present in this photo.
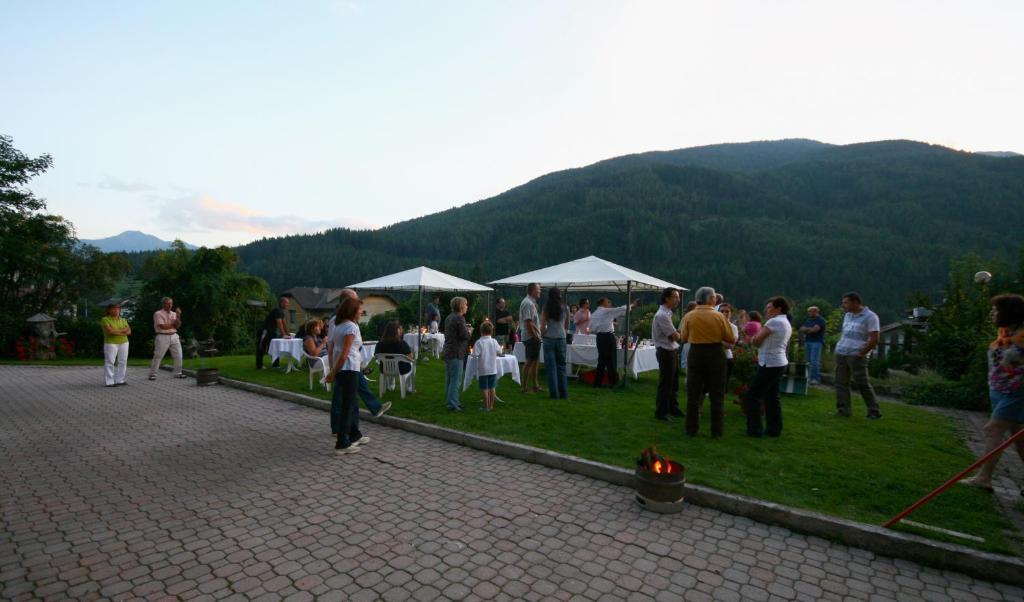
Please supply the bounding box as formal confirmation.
[9,354,1015,555]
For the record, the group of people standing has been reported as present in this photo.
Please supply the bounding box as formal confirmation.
[652,287,886,438]
[99,296,187,387]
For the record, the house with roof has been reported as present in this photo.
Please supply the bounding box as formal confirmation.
[280,287,398,332]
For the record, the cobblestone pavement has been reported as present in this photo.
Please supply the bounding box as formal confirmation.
[2,366,1022,602]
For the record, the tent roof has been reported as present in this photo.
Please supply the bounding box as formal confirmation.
[347,266,492,292]
[489,256,688,293]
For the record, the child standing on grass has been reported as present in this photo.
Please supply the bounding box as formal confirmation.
[472,321,501,412]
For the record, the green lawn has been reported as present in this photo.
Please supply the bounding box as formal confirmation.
[20,354,1015,555]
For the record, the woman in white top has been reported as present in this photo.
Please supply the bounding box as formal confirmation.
[326,297,367,454]
[719,304,740,398]
[744,296,793,438]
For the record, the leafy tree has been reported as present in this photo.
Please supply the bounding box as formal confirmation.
[0,135,126,354]
[133,243,271,356]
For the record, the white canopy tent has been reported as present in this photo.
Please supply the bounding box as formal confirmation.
[489,256,687,384]
[347,266,493,335]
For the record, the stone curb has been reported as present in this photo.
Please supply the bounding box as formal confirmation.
[174,367,1024,586]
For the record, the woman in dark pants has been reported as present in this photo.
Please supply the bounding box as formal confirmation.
[326,297,367,455]
[745,297,793,437]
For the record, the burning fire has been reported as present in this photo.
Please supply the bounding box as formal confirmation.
[639,447,677,474]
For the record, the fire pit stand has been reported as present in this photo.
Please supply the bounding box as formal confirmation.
[634,448,686,513]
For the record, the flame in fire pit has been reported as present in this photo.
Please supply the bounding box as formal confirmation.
[639,446,677,474]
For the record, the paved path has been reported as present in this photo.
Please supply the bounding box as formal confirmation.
[2,365,1021,602]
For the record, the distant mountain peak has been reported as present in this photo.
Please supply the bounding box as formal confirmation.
[81,231,198,253]
[975,150,1022,158]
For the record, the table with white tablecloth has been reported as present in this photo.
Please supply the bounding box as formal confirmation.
[403,332,445,359]
[270,338,376,373]
[570,333,596,346]
[268,338,303,372]
[512,342,658,379]
[462,355,521,391]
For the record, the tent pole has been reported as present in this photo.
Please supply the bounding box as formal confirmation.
[417,286,423,347]
[618,281,633,389]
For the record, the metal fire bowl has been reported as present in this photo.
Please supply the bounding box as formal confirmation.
[634,493,685,514]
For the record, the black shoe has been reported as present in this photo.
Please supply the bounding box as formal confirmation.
[116,382,127,386]
[655,415,674,422]
[670,408,685,417]
[866,413,883,420]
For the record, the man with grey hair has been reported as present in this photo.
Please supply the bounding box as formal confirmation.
[149,296,185,380]
[678,286,736,437]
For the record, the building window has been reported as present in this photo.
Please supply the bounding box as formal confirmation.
[289,309,297,324]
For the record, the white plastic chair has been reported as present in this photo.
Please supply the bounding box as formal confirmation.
[303,351,331,392]
[375,353,416,398]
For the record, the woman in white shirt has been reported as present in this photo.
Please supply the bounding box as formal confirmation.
[745,297,793,438]
[719,304,740,398]
[327,297,367,455]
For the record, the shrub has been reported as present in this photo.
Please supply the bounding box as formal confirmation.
[58,317,105,358]
[903,376,989,411]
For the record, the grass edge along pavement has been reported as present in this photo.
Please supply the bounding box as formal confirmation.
[162,363,1024,587]
[174,356,1019,551]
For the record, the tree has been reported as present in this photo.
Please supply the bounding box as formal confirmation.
[134,242,271,356]
[0,135,126,354]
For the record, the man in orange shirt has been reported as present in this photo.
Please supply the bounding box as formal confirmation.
[679,286,736,437]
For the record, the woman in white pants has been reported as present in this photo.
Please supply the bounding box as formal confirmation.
[101,302,131,387]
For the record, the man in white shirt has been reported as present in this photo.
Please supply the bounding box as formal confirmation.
[745,296,793,437]
[149,297,185,380]
[652,288,683,421]
[834,292,882,419]
[590,297,640,388]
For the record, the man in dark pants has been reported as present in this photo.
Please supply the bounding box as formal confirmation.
[257,296,290,369]
[590,297,639,388]
[679,286,736,436]
[653,288,683,420]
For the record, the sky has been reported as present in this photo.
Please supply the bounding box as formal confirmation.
[3,1,1022,247]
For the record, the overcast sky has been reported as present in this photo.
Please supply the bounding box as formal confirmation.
[3,1,1022,247]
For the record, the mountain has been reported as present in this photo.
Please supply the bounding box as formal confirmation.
[83,231,197,253]
[976,151,1023,158]
[234,139,1024,321]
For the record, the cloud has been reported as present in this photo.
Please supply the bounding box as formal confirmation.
[93,175,157,192]
[156,194,377,237]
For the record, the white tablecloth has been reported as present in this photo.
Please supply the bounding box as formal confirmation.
[512,342,658,379]
[571,333,596,346]
[404,332,445,359]
[270,338,377,372]
[463,355,521,391]
[361,341,377,365]
[268,338,303,372]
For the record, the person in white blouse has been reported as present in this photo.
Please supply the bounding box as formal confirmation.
[718,304,740,398]
[471,321,502,412]
[745,297,793,438]
[589,297,641,388]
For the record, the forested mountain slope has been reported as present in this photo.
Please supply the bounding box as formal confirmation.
[235,139,1024,320]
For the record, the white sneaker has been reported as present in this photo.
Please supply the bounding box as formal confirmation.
[373,401,392,418]
[353,436,370,446]
[335,445,361,455]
